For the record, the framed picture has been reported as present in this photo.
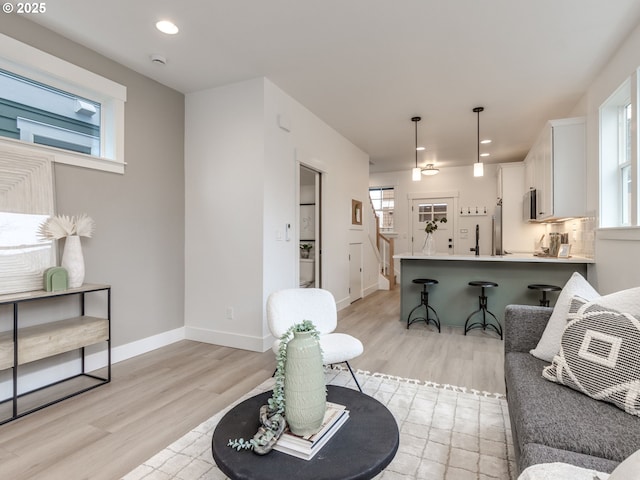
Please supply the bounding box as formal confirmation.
[351,199,362,226]
[558,243,572,258]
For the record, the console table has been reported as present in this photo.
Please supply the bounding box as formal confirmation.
[212,385,399,480]
[0,284,111,424]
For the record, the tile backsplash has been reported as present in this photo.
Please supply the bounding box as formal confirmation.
[549,216,595,258]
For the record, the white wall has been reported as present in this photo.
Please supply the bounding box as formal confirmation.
[370,163,545,274]
[185,78,374,352]
[571,21,640,293]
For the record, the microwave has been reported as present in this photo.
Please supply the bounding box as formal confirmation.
[523,189,536,221]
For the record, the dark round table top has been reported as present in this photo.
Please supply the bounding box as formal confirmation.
[211,385,399,480]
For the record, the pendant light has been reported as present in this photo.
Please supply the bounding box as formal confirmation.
[421,164,439,176]
[411,116,422,181]
[473,107,484,177]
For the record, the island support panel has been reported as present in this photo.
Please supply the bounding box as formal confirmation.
[399,259,586,330]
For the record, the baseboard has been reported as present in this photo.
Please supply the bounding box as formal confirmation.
[0,327,186,398]
[185,326,271,353]
[88,326,186,369]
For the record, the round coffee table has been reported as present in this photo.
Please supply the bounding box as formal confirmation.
[212,385,399,480]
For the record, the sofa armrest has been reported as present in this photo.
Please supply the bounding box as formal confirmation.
[504,305,553,353]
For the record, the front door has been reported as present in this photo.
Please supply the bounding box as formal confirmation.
[411,198,453,255]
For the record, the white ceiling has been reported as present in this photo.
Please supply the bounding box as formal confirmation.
[28,1,640,173]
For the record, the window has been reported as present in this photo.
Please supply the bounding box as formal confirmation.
[0,33,126,173]
[599,75,637,228]
[369,187,395,231]
[417,202,447,223]
[1,69,101,156]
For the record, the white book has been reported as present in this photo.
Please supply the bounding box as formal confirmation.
[273,410,350,460]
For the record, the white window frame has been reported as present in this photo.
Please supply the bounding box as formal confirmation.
[599,74,637,229]
[0,33,126,174]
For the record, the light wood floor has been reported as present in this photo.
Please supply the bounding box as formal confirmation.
[0,287,504,480]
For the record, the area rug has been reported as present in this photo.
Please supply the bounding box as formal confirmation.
[122,368,516,480]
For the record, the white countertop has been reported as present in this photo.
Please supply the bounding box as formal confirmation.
[394,252,594,264]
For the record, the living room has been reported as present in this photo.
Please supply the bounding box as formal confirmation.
[1,2,640,479]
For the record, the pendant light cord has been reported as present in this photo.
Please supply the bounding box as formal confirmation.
[473,107,484,164]
[412,116,421,168]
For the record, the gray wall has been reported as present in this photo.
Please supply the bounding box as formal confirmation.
[0,15,185,346]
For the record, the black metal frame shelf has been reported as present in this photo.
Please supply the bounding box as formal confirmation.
[0,284,111,425]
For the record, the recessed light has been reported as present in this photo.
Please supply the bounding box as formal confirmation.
[481,139,492,144]
[480,153,490,157]
[156,20,179,35]
[416,147,425,151]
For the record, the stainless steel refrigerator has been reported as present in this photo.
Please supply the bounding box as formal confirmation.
[492,198,504,256]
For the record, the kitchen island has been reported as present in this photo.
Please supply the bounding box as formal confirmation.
[394,253,594,330]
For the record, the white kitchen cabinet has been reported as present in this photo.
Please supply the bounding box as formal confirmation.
[524,117,586,221]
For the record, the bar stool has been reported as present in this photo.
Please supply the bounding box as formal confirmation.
[407,278,441,332]
[464,281,502,339]
[528,284,562,307]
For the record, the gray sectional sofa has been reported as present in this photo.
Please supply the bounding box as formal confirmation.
[504,304,640,475]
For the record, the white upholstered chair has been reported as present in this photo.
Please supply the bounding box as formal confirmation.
[266,288,364,392]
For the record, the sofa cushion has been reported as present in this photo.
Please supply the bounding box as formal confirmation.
[530,272,599,362]
[505,352,640,463]
[519,443,619,475]
[543,299,640,416]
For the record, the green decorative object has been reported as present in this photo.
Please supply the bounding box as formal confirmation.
[284,330,326,436]
[43,267,68,292]
[227,320,324,454]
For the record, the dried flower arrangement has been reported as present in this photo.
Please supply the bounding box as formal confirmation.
[38,214,95,240]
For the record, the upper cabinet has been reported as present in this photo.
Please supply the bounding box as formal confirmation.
[524,117,586,221]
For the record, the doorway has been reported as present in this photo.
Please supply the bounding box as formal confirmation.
[299,165,321,288]
[411,197,454,255]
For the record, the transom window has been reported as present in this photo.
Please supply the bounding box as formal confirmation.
[0,33,126,174]
[1,69,101,156]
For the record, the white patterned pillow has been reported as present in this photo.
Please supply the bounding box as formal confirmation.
[543,297,640,416]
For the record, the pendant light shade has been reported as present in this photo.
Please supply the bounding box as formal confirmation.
[411,116,422,181]
[473,107,484,177]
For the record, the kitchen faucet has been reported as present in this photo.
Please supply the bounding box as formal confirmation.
[470,224,479,256]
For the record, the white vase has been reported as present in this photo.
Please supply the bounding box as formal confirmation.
[422,232,436,255]
[284,331,327,436]
[61,235,85,288]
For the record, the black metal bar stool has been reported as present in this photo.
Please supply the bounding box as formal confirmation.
[527,284,562,307]
[464,281,502,339]
[407,278,441,332]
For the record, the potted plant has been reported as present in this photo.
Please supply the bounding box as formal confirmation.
[228,320,324,454]
[38,214,95,288]
[300,243,313,259]
[424,216,447,234]
[422,217,447,255]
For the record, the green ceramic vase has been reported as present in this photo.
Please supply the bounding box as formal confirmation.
[284,330,326,436]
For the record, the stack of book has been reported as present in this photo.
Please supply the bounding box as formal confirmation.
[273,402,350,460]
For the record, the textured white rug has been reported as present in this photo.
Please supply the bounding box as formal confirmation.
[122,368,515,480]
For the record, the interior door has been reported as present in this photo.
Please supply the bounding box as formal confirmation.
[411,198,453,254]
[348,243,362,303]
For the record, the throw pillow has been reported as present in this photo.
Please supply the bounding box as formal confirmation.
[530,272,599,362]
[542,298,640,416]
[608,448,640,480]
